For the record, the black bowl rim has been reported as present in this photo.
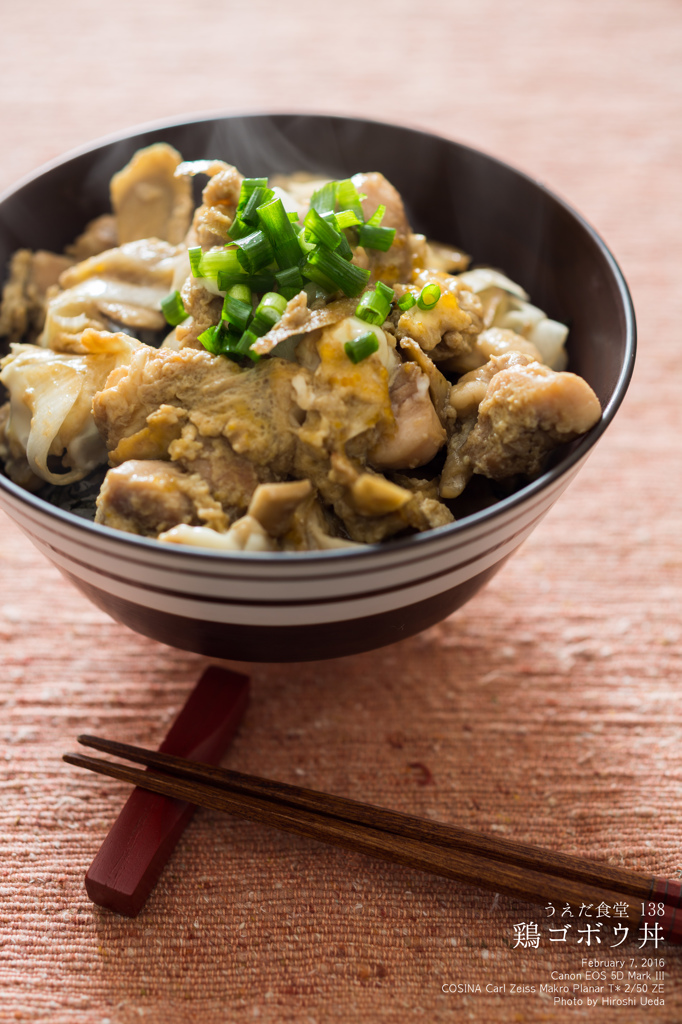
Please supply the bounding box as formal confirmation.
[0,110,636,566]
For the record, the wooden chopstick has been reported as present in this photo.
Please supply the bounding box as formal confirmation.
[63,738,682,942]
[74,733,681,908]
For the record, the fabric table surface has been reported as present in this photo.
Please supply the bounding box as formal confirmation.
[1,1,681,1020]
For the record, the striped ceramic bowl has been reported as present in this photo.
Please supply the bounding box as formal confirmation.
[0,114,635,662]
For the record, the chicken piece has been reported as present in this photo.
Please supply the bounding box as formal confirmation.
[175,275,224,350]
[441,353,601,497]
[182,357,304,476]
[293,317,395,455]
[472,325,542,365]
[369,361,446,471]
[441,351,539,498]
[290,315,453,542]
[450,352,528,419]
[396,289,467,354]
[439,326,543,375]
[395,270,484,363]
[396,337,451,426]
[438,350,522,497]
[171,164,248,350]
[93,346,305,518]
[456,267,569,370]
[409,234,470,275]
[95,459,228,536]
[93,348,301,471]
[66,215,118,261]
[92,344,236,451]
[110,143,193,245]
[188,164,243,249]
[0,249,74,344]
[463,362,601,477]
[168,432,263,518]
[352,171,413,286]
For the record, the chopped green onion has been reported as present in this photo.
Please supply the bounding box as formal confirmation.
[376,280,395,302]
[200,320,259,363]
[356,224,396,252]
[236,177,269,215]
[226,282,251,305]
[275,266,303,290]
[250,291,288,336]
[235,229,275,274]
[222,287,253,332]
[335,178,365,220]
[235,328,261,361]
[304,207,343,250]
[264,291,288,313]
[303,247,371,297]
[287,211,300,223]
[217,270,276,293]
[275,266,304,300]
[228,178,274,241]
[227,214,252,241]
[309,180,337,215]
[242,185,274,224]
[366,204,386,227]
[355,281,395,326]
[303,281,330,305]
[257,197,301,269]
[198,322,232,355]
[188,246,203,277]
[322,212,353,260]
[160,290,188,327]
[302,261,337,294]
[335,234,353,262]
[334,209,362,230]
[417,282,441,310]
[196,247,243,279]
[344,331,380,364]
[198,324,220,352]
[296,225,317,258]
[397,291,416,311]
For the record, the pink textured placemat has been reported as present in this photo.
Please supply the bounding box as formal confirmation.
[1,2,682,1021]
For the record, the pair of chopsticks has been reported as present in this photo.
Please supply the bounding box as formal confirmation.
[64,736,682,942]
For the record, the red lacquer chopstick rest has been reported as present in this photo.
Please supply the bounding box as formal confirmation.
[85,665,250,917]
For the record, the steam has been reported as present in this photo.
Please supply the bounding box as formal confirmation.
[0,113,566,330]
